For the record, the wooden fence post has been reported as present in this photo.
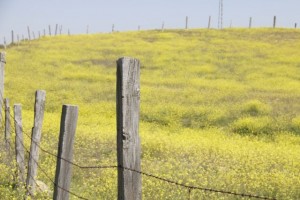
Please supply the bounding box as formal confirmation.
[55,24,58,36]
[14,104,25,186]
[117,57,142,200]
[53,105,79,200]
[11,30,14,44]
[4,98,11,154]
[0,52,4,123]
[112,24,115,33]
[295,23,297,29]
[185,16,188,29]
[27,26,31,41]
[208,16,211,29]
[59,25,62,35]
[26,90,46,197]
[161,22,165,32]
[32,32,36,40]
[273,16,276,28]
[68,29,70,36]
[249,17,252,29]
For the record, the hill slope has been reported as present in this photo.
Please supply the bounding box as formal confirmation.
[1,29,300,199]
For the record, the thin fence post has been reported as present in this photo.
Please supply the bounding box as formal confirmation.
[26,90,46,197]
[38,31,41,39]
[117,57,142,200]
[4,98,11,154]
[27,26,31,41]
[185,16,188,29]
[295,23,297,29]
[208,16,211,29]
[68,29,70,36]
[53,105,79,200]
[112,24,115,33]
[43,29,46,37]
[59,25,62,35]
[138,25,140,31]
[86,25,89,34]
[55,24,58,36]
[0,52,4,123]
[32,32,35,40]
[273,16,276,28]
[161,22,165,32]
[14,104,25,186]
[249,17,252,29]
[11,30,14,44]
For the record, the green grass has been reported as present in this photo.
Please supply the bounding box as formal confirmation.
[1,28,300,199]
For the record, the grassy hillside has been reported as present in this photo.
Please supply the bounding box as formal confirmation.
[1,28,300,199]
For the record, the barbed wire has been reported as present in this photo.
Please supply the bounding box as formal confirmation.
[1,97,278,200]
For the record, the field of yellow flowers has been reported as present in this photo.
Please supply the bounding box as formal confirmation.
[0,28,300,199]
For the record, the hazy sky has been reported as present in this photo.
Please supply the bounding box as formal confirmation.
[1,0,300,44]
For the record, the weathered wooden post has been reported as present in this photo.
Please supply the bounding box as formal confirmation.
[27,26,31,40]
[117,57,141,200]
[53,105,79,200]
[11,30,14,44]
[0,52,5,123]
[14,104,25,186]
[26,90,46,197]
[273,16,276,28]
[4,98,11,154]
[185,16,188,29]
[86,25,89,34]
[161,22,165,32]
[249,17,252,29]
[112,24,115,33]
[68,29,70,36]
[59,25,62,35]
[295,23,297,29]
[208,16,211,29]
[55,24,58,36]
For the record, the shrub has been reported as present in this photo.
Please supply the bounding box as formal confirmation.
[231,116,273,135]
[241,100,271,116]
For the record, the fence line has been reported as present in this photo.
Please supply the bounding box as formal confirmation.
[0,55,278,200]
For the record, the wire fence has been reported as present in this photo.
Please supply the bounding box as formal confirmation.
[0,96,278,200]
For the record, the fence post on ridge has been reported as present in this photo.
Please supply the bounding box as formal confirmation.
[26,90,46,197]
[0,52,5,123]
[249,17,252,29]
[14,104,26,186]
[117,57,142,200]
[208,16,211,29]
[53,105,78,200]
[185,16,189,29]
[273,16,276,28]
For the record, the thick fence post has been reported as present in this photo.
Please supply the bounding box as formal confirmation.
[273,16,276,28]
[14,104,25,185]
[117,57,141,200]
[0,52,4,123]
[4,98,11,154]
[249,17,252,29]
[53,105,79,200]
[26,90,46,196]
[208,16,211,29]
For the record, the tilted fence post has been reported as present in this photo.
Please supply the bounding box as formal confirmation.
[4,98,11,154]
[53,104,78,200]
[14,104,25,186]
[117,57,142,200]
[26,90,46,196]
[0,52,5,123]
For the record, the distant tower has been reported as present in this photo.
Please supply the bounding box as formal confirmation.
[218,0,223,29]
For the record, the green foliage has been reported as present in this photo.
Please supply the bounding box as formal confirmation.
[2,28,300,199]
